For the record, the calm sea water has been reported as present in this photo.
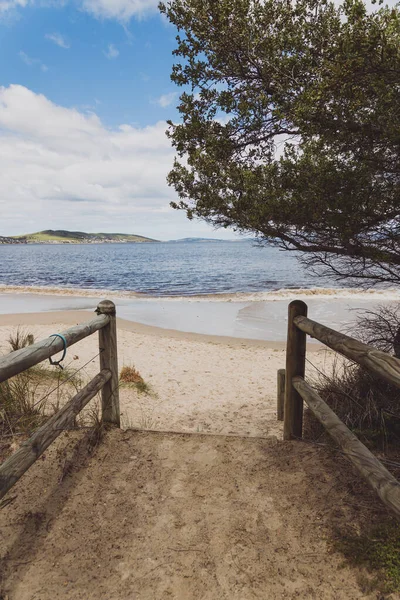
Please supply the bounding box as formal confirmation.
[0,241,344,296]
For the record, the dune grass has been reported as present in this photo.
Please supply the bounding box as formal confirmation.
[306,304,400,594]
[0,329,93,462]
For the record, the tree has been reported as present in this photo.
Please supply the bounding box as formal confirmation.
[159,0,400,285]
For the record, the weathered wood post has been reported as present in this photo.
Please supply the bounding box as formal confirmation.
[96,300,120,427]
[283,300,307,440]
[277,369,285,421]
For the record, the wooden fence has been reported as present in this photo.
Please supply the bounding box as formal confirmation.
[0,299,120,501]
[278,300,400,519]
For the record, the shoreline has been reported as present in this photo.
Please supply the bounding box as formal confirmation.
[1,283,400,301]
[0,309,303,350]
[0,288,398,342]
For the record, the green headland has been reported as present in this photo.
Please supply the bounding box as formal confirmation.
[0,230,159,244]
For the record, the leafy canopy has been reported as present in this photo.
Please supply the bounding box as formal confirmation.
[160,0,400,285]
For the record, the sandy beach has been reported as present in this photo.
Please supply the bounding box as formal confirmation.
[0,308,334,438]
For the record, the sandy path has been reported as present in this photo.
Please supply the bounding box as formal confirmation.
[0,430,377,600]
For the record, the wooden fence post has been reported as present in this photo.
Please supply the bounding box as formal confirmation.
[277,369,285,421]
[96,300,120,427]
[283,300,307,440]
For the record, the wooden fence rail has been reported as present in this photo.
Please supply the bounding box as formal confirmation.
[0,299,120,500]
[293,377,400,519]
[0,314,109,384]
[294,315,400,390]
[280,299,400,519]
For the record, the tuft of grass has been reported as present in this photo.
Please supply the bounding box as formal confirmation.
[120,365,144,384]
[31,363,82,386]
[78,400,105,451]
[334,520,400,594]
[0,328,108,471]
[0,370,46,437]
[134,380,151,394]
[1,329,84,457]
[7,328,35,352]
[119,365,151,394]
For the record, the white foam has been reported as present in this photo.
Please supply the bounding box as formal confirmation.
[1,284,400,303]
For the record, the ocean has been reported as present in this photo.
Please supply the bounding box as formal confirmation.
[0,240,369,296]
[1,241,399,340]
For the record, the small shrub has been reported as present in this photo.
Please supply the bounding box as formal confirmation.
[120,365,144,384]
[349,304,400,356]
[307,303,400,452]
[119,365,151,394]
[307,359,400,451]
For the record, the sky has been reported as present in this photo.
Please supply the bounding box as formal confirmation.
[0,0,239,240]
[0,0,397,240]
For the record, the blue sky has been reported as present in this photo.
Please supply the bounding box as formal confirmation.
[0,0,237,240]
[0,0,396,240]
[0,2,179,127]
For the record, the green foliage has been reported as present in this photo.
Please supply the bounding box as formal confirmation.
[335,520,400,594]
[160,0,400,284]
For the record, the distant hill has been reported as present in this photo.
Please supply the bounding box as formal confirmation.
[10,230,159,244]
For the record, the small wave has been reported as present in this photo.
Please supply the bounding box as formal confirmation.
[1,284,400,303]
[0,284,143,299]
[163,288,400,302]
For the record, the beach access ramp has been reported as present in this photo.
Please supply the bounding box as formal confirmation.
[0,428,377,600]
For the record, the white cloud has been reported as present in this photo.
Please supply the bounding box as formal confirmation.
[154,92,178,108]
[1,0,158,20]
[0,0,29,14]
[2,0,399,22]
[0,85,180,236]
[19,51,48,71]
[104,43,119,59]
[80,0,159,20]
[45,32,70,49]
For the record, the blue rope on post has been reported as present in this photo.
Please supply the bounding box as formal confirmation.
[48,334,68,369]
